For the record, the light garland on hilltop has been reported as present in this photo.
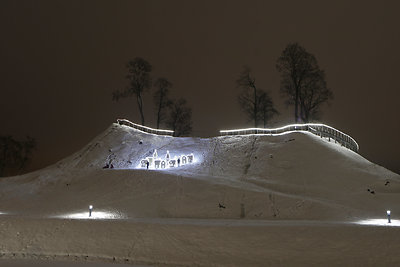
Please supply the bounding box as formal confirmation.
[220,123,359,152]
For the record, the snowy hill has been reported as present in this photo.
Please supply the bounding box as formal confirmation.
[0,122,398,221]
[1,122,400,266]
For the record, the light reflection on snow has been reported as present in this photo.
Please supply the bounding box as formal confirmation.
[54,210,125,220]
[355,219,400,227]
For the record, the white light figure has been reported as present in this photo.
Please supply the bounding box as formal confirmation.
[387,210,391,223]
[138,151,196,170]
[169,159,176,167]
[154,159,161,169]
[89,205,93,217]
[147,157,154,168]
[161,160,166,169]
[140,159,147,168]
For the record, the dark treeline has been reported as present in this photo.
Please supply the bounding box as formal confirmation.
[0,135,36,177]
[113,58,192,137]
[277,43,333,123]
[237,42,333,127]
[237,66,278,128]
[114,43,332,136]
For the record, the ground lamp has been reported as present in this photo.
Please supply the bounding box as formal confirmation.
[387,210,391,223]
[89,205,93,217]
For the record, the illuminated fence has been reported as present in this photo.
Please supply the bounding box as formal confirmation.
[117,119,174,136]
[220,123,359,152]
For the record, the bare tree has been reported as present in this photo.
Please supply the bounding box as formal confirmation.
[237,66,259,127]
[153,77,172,129]
[276,43,333,122]
[166,98,192,137]
[113,57,152,126]
[237,66,277,127]
[258,91,279,128]
[0,135,36,177]
[299,69,333,122]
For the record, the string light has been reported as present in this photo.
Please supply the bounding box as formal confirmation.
[117,119,174,135]
[220,123,359,152]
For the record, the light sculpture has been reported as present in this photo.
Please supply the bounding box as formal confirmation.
[140,159,147,168]
[188,154,194,163]
[154,159,161,168]
[169,159,176,167]
[138,150,196,170]
[147,157,154,166]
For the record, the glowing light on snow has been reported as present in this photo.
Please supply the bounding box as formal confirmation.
[220,123,359,152]
[355,219,400,227]
[54,210,125,220]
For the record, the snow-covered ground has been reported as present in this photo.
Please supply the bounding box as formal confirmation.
[0,259,140,267]
[0,122,399,266]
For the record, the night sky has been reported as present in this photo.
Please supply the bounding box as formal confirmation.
[1,0,399,174]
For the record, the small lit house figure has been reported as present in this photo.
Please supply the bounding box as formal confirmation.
[188,154,194,163]
[141,159,148,168]
[166,150,170,161]
[169,159,176,167]
[147,157,154,168]
[153,149,158,159]
[161,160,166,169]
[181,155,187,165]
[154,159,161,169]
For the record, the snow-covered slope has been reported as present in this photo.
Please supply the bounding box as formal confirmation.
[2,122,400,266]
[0,123,399,221]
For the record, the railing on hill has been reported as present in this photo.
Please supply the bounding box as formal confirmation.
[116,119,174,136]
[220,123,359,153]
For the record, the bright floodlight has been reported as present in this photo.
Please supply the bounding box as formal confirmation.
[387,210,391,223]
[89,205,93,217]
